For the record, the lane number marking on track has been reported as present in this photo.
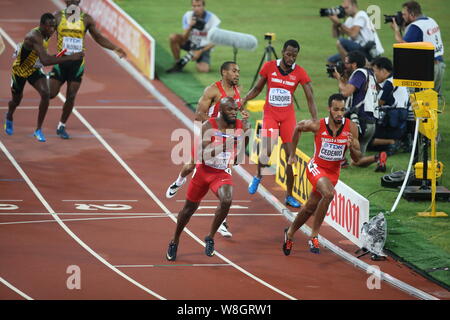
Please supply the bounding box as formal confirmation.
[74,204,133,211]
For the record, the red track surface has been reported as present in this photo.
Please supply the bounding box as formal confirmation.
[1,0,449,301]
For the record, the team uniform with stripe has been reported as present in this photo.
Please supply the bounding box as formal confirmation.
[190,81,242,159]
[10,27,48,94]
[208,81,242,117]
[49,10,86,83]
[260,59,311,143]
[307,117,351,193]
[187,118,244,203]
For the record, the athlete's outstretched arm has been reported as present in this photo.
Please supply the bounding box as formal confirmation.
[241,76,267,107]
[288,119,319,164]
[301,82,318,121]
[85,14,127,58]
[195,85,217,122]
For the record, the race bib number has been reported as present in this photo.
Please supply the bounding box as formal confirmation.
[62,37,83,54]
[268,88,291,107]
[318,142,345,161]
[205,151,232,170]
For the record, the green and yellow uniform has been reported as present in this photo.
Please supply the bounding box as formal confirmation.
[11,27,47,94]
[50,9,87,83]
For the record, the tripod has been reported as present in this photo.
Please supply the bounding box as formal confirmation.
[250,38,300,109]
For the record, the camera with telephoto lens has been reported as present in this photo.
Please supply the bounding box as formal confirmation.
[326,61,345,78]
[384,11,404,26]
[320,5,346,18]
[349,113,362,134]
[192,16,206,30]
[166,51,194,73]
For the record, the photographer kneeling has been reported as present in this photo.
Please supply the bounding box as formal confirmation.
[326,0,383,64]
[333,51,387,172]
[369,57,409,156]
[167,0,220,73]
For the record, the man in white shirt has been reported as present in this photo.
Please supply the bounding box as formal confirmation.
[168,0,220,73]
[390,1,445,95]
[327,0,383,64]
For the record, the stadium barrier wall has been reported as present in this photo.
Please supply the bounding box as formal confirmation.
[80,0,155,80]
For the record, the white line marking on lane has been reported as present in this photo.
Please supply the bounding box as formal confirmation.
[115,264,231,268]
[0,106,166,110]
[0,213,281,226]
[62,200,139,202]
[0,277,33,300]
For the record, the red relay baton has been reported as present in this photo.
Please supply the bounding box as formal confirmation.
[56,48,67,57]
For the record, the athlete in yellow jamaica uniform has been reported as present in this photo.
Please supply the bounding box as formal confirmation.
[49,0,127,139]
[5,13,83,142]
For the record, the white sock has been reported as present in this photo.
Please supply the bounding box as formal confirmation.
[58,122,66,129]
[175,174,185,185]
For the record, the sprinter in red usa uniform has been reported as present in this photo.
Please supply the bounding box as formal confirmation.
[282,93,362,255]
[166,97,249,261]
[243,39,318,208]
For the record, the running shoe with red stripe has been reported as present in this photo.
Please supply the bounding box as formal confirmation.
[308,236,320,254]
[282,228,293,256]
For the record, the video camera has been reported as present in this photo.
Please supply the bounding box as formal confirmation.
[384,11,404,26]
[326,61,344,78]
[264,33,275,41]
[320,5,345,19]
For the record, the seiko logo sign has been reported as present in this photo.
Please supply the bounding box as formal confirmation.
[402,80,422,87]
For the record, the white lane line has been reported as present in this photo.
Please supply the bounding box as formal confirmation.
[198,205,248,209]
[0,277,33,300]
[94,28,440,301]
[176,200,252,203]
[114,264,231,268]
[0,215,164,226]
[62,200,139,202]
[0,213,281,226]
[0,30,166,301]
[0,106,166,110]
[0,212,280,216]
